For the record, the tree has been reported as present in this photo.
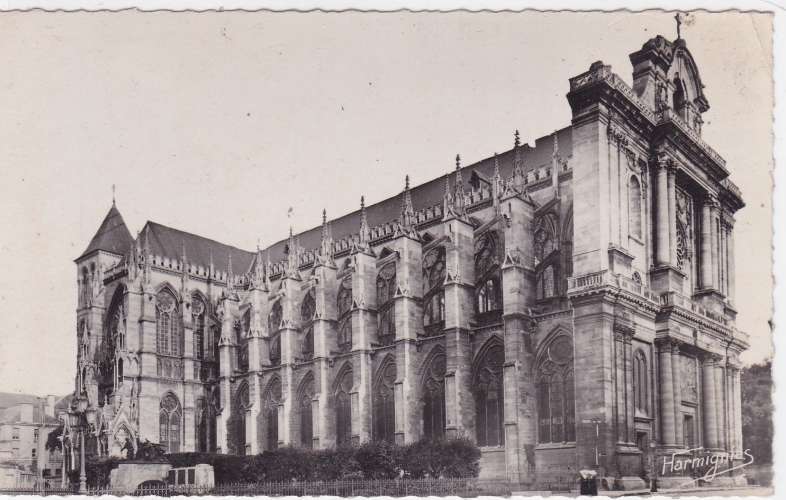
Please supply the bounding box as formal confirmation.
[46,425,64,452]
[741,361,772,464]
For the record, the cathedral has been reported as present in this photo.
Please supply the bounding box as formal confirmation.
[69,33,748,489]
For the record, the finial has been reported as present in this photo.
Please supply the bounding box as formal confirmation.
[111,184,116,206]
[322,208,327,225]
[675,12,683,40]
[256,238,261,252]
[405,174,410,190]
[289,226,293,238]
[552,132,559,156]
[361,195,365,210]
[514,130,520,148]
[455,154,461,170]
[493,153,501,177]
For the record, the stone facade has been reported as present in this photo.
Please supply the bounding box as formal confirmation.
[70,34,747,489]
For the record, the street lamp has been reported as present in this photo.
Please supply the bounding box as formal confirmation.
[68,395,91,494]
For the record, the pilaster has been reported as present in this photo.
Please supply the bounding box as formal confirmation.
[443,215,475,440]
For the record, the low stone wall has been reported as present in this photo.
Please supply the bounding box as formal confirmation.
[109,462,171,494]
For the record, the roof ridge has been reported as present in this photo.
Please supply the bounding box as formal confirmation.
[145,220,254,255]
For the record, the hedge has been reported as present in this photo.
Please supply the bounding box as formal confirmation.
[77,437,480,487]
[168,438,480,483]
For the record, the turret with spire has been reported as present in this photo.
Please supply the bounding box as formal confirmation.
[396,175,419,239]
[318,209,335,266]
[551,131,562,198]
[352,196,372,254]
[453,154,467,218]
[442,172,454,220]
[285,226,303,279]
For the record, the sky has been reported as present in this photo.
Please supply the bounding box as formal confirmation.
[0,10,773,397]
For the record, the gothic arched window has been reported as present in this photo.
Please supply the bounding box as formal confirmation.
[423,247,446,334]
[474,344,505,447]
[192,294,206,361]
[337,278,353,353]
[335,366,353,446]
[301,289,316,360]
[262,378,282,451]
[156,289,181,356]
[373,361,396,443]
[159,393,182,453]
[629,176,642,239]
[536,335,576,444]
[535,214,560,300]
[268,301,282,335]
[230,384,250,455]
[301,289,316,323]
[299,375,315,448]
[536,265,556,300]
[475,233,501,315]
[634,350,648,414]
[195,398,208,453]
[209,389,219,452]
[422,352,446,440]
[237,311,249,372]
[377,263,397,346]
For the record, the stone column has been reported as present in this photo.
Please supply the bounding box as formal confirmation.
[710,202,720,290]
[718,217,729,296]
[726,221,736,303]
[624,333,635,445]
[658,341,676,447]
[670,341,684,448]
[732,367,743,457]
[655,160,670,266]
[614,331,627,444]
[714,361,726,451]
[667,164,678,266]
[700,197,714,289]
[701,355,719,450]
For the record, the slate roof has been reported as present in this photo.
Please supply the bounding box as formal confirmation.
[142,221,256,275]
[0,396,61,426]
[77,203,134,261]
[263,126,572,263]
[0,393,39,411]
[82,127,572,275]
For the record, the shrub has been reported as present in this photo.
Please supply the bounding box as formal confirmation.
[354,440,403,479]
[166,438,480,484]
[402,438,480,478]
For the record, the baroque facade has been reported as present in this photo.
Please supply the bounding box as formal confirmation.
[69,34,748,489]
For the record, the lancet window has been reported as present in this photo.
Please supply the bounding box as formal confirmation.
[377,263,397,346]
[422,246,446,335]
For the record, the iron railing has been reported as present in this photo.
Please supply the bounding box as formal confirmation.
[0,478,521,497]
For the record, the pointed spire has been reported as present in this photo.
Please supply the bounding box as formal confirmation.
[180,240,190,291]
[453,154,466,217]
[552,132,560,158]
[396,175,418,239]
[142,227,152,285]
[226,252,235,292]
[319,209,335,265]
[286,225,300,277]
[354,196,371,253]
[442,171,454,220]
[401,175,415,226]
[492,152,503,209]
[252,239,266,290]
[514,129,520,149]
